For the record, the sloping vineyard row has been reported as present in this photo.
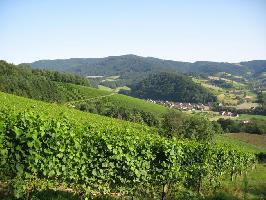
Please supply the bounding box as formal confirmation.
[0,109,256,198]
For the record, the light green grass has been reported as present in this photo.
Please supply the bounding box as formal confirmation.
[192,76,255,106]
[192,77,239,105]
[114,86,131,92]
[216,134,266,153]
[98,85,114,91]
[236,102,259,109]
[238,114,266,121]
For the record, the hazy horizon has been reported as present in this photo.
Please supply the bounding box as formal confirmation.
[16,54,266,65]
[1,0,266,64]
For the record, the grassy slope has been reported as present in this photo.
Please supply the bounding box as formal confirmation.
[0,92,154,133]
[97,85,114,91]
[99,93,169,116]
[25,81,168,119]
[56,82,168,116]
[216,134,266,153]
[192,77,239,105]
[192,76,259,106]
[58,84,168,117]
[216,133,266,200]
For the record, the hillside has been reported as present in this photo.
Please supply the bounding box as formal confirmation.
[0,91,257,199]
[0,60,92,103]
[0,60,167,111]
[128,72,216,103]
[240,60,266,76]
[29,55,266,82]
[0,91,154,132]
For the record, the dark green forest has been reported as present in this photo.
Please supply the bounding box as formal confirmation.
[127,72,217,103]
[217,118,266,135]
[0,60,90,102]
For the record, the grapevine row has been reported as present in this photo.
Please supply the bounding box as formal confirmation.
[0,110,256,198]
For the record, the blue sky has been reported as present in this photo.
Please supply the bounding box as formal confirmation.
[0,0,265,63]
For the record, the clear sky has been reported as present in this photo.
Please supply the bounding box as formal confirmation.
[0,0,266,64]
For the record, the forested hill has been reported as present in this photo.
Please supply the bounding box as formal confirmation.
[29,55,266,78]
[127,72,217,103]
[0,60,91,102]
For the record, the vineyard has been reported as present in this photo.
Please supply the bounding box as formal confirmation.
[56,83,168,117]
[56,83,111,103]
[0,92,257,199]
[0,61,168,117]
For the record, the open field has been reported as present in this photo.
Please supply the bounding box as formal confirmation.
[216,134,266,153]
[226,133,266,150]
[97,84,114,91]
[238,114,266,121]
[236,102,259,109]
[218,163,266,200]
[98,85,131,93]
[192,76,258,106]
[192,77,239,105]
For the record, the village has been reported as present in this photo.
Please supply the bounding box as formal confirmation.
[146,99,207,111]
[147,99,240,117]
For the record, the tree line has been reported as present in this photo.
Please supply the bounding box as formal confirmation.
[0,60,90,102]
[217,118,266,135]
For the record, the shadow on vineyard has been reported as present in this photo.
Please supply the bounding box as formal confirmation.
[0,189,253,200]
[248,184,266,199]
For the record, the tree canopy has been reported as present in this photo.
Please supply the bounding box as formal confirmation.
[128,72,217,103]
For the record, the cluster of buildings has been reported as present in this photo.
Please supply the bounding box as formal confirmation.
[147,99,207,111]
[219,111,239,117]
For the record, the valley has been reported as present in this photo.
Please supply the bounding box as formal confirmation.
[1,1,265,199]
[0,58,265,199]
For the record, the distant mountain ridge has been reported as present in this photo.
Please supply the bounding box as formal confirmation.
[28,55,266,80]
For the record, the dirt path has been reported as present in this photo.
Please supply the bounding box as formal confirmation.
[65,93,116,105]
